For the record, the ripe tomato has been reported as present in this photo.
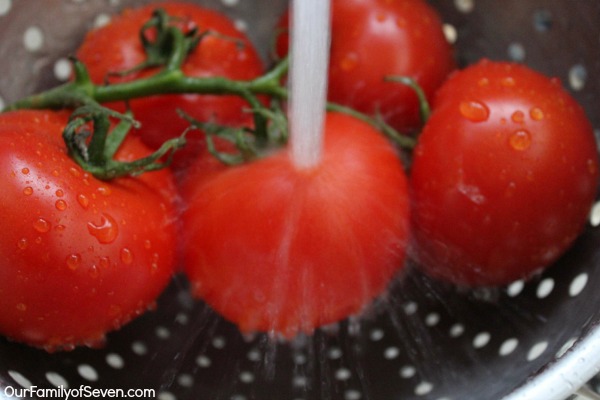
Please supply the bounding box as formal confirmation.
[0,110,178,351]
[410,60,599,287]
[276,0,455,133]
[181,112,410,337]
[76,1,265,171]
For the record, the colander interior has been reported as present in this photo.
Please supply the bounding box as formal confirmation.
[0,1,599,400]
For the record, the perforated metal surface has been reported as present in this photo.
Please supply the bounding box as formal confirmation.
[0,1,599,399]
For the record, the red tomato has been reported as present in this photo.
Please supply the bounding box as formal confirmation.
[182,112,410,337]
[276,0,455,133]
[410,60,599,287]
[0,110,179,351]
[76,1,265,171]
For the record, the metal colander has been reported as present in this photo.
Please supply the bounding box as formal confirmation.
[1,0,600,399]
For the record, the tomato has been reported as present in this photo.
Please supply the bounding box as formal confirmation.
[76,1,265,171]
[409,60,599,287]
[0,110,178,351]
[276,0,455,133]
[181,112,410,337]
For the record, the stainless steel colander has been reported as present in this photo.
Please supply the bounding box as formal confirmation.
[1,1,600,399]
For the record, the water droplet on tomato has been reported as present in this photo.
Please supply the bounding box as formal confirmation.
[340,53,358,71]
[120,248,134,265]
[150,253,160,273]
[16,303,27,312]
[77,194,90,209]
[51,170,59,177]
[97,186,112,196]
[511,110,525,123]
[33,218,51,233]
[530,107,544,121]
[375,11,387,22]
[23,186,33,196]
[69,167,81,178]
[509,130,532,151]
[505,182,517,198]
[66,253,82,271]
[459,100,489,122]
[109,304,122,317]
[144,240,152,250]
[55,189,64,197]
[587,159,598,175]
[55,199,67,211]
[99,256,111,269]
[501,77,516,87]
[88,213,119,244]
[477,77,489,87]
[88,264,99,279]
[17,238,28,250]
[395,17,407,28]
[21,167,30,175]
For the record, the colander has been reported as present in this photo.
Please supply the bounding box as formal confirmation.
[1,0,599,399]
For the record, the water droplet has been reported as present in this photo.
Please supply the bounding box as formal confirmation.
[395,17,407,28]
[340,53,358,71]
[87,213,119,244]
[97,186,111,196]
[16,303,27,312]
[587,159,598,175]
[375,11,387,22]
[109,304,122,317]
[21,167,30,175]
[51,170,59,177]
[55,200,67,211]
[477,77,489,87]
[144,240,152,250]
[69,167,81,178]
[120,248,133,265]
[505,182,517,198]
[66,253,82,271]
[77,194,90,209]
[17,238,28,250]
[23,187,33,196]
[99,257,110,269]
[459,100,490,122]
[55,189,64,197]
[55,224,66,232]
[509,130,532,151]
[530,107,544,121]
[150,253,160,273]
[501,77,516,87]
[88,264,99,279]
[33,218,51,233]
[511,110,525,123]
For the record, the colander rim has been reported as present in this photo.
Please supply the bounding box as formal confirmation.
[503,323,600,399]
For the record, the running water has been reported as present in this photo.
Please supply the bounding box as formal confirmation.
[288,0,331,169]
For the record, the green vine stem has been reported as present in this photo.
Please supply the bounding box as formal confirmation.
[4,7,418,175]
[63,105,186,179]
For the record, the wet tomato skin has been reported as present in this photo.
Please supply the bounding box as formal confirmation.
[0,110,178,351]
[182,112,410,337]
[410,60,599,287]
[276,0,455,133]
[76,1,265,171]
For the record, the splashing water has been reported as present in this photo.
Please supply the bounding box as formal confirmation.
[288,0,331,169]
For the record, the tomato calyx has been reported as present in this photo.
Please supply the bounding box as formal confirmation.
[63,105,186,180]
[110,8,203,77]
